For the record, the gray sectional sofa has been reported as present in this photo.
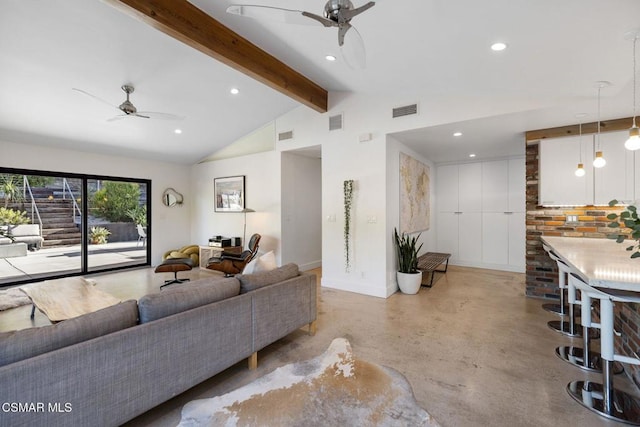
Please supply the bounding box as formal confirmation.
[0,263,317,427]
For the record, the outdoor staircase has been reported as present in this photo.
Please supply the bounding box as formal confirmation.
[29,187,82,248]
[7,185,82,248]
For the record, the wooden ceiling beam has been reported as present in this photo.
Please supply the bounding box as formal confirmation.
[526,117,634,141]
[104,0,328,113]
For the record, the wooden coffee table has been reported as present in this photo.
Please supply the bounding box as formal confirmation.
[20,277,121,322]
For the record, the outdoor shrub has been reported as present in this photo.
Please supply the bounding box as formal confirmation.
[0,207,30,225]
[91,181,141,223]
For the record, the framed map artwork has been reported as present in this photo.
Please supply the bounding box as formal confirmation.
[399,152,430,233]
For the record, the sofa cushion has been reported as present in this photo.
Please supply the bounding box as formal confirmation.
[8,224,40,237]
[0,300,138,367]
[138,277,240,323]
[253,250,277,273]
[236,263,300,293]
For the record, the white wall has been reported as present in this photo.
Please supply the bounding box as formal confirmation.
[0,139,191,265]
[274,92,447,298]
[385,135,436,296]
[190,151,282,262]
[281,152,322,270]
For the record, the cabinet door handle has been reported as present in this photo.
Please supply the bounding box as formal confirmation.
[454,211,462,214]
[504,212,513,215]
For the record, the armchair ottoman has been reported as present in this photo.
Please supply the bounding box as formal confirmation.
[155,258,195,288]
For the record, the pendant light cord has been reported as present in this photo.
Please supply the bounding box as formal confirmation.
[578,119,583,162]
[597,85,602,149]
[633,36,637,127]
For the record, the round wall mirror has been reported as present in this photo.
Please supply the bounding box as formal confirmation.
[162,188,183,207]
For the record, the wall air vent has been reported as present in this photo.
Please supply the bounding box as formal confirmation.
[278,130,294,141]
[392,103,418,118]
[329,113,343,131]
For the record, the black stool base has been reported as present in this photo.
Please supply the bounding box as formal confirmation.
[568,380,640,425]
[160,274,190,289]
[556,346,624,374]
[542,303,570,316]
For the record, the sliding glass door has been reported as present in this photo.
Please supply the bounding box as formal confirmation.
[0,168,150,286]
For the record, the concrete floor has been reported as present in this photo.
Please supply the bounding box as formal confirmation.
[1,265,636,426]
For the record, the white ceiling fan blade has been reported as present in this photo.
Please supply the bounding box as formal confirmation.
[136,111,184,121]
[340,25,367,69]
[227,5,327,26]
[72,88,118,110]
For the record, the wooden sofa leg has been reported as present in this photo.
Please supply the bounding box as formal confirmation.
[248,352,257,370]
[308,320,317,336]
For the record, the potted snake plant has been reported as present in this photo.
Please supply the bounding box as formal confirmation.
[393,228,423,294]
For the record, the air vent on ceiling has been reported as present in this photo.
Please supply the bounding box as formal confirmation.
[392,103,418,118]
[329,113,343,131]
[278,130,294,141]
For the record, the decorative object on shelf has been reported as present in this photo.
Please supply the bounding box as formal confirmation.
[343,179,354,272]
[607,199,640,258]
[393,228,423,294]
[574,113,587,177]
[162,188,183,207]
[214,175,245,212]
[625,30,640,151]
[399,152,430,233]
[593,81,610,168]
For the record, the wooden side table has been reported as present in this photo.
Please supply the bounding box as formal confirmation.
[199,245,242,268]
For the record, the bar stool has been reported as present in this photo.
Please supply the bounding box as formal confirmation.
[556,273,622,374]
[541,246,569,316]
[566,279,640,425]
[547,257,585,337]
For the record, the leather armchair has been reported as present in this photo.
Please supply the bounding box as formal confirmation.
[206,233,261,277]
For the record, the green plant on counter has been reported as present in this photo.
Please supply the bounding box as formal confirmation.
[393,228,423,273]
[607,199,640,258]
[89,226,111,245]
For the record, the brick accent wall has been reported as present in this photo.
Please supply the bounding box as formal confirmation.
[525,139,640,386]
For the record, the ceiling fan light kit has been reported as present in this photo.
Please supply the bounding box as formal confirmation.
[227,0,376,69]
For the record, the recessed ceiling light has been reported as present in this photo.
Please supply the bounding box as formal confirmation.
[491,42,507,51]
[174,129,182,135]
[469,153,476,158]
[230,88,240,95]
[325,55,337,62]
[453,132,463,137]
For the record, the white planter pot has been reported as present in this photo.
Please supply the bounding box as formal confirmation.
[396,271,422,294]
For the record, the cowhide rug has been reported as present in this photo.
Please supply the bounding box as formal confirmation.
[0,288,31,311]
[178,338,439,427]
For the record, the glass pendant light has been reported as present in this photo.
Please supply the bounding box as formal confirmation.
[625,31,640,151]
[593,82,609,168]
[575,113,586,177]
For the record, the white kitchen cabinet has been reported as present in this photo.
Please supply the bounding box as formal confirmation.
[458,163,482,212]
[538,130,636,206]
[482,212,525,268]
[436,158,525,272]
[436,164,459,212]
[593,130,635,205]
[539,135,593,206]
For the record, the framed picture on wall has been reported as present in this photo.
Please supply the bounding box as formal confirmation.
[214,175,245,212]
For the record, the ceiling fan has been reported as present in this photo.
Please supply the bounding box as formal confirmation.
[226,0,376,69]
[72,85,184,122]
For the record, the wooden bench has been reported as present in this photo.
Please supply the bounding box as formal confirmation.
[416,252,451,287]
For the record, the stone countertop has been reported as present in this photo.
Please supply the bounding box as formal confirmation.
[541,236,640,291]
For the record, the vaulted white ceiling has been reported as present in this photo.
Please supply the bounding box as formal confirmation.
[1,0,640,164]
